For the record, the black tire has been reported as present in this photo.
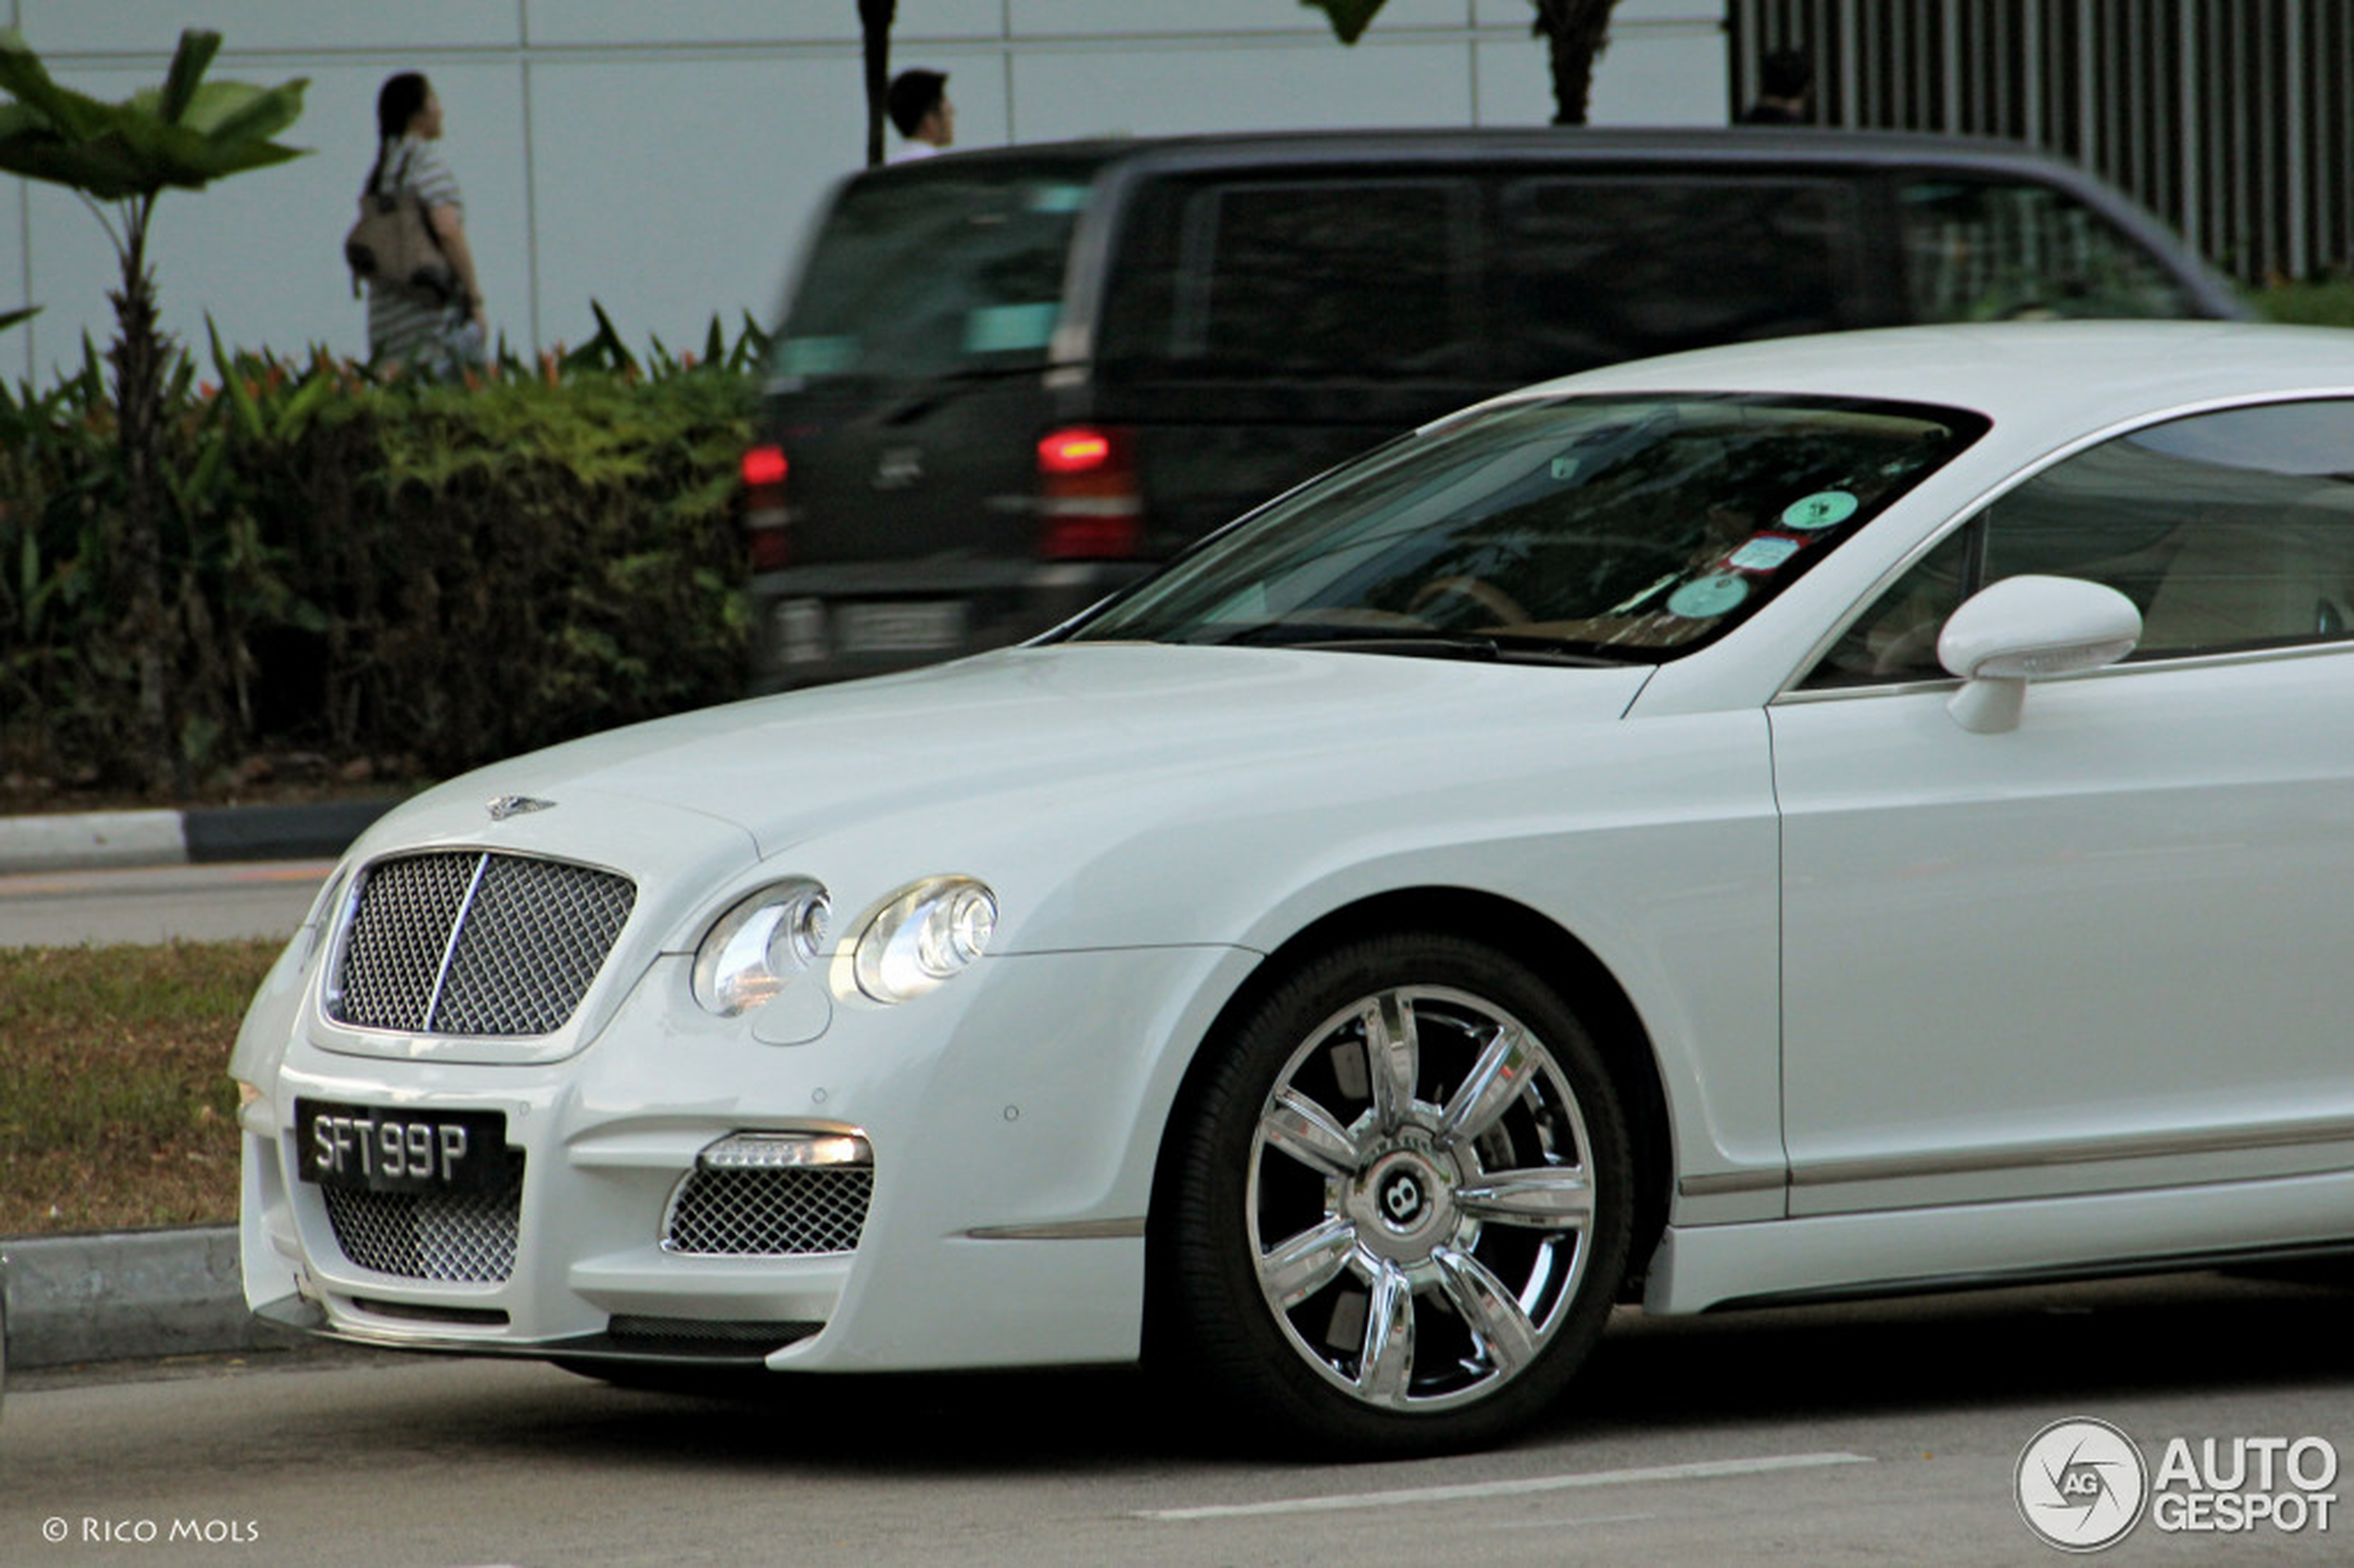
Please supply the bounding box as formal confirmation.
[1157,931,1633,1455]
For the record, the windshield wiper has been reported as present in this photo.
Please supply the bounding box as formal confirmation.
[1207,621,1621,666]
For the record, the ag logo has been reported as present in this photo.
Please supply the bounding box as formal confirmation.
[2018,1418,2147,1552]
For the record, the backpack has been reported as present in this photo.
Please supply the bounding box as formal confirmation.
[343,145,458,302]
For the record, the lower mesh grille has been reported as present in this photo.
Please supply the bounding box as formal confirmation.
[323,1174,524,1283]
[664,1166,873,1256]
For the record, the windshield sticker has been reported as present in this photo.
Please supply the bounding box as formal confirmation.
[1779,490,1860,531]
[963,302,1060,353]
[1550,456,1582,481]
[1665,573,1752,620]
[1726,535,1804,574]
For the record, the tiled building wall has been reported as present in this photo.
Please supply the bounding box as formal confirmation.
[3,1,1726,379]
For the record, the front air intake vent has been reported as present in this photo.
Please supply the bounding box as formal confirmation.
[328,852,635,1037]
[323,1177,523,1283]
[663,1166,875,1257]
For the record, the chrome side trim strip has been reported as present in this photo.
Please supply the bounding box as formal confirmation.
[1677,1118,2354,1200]
[965,1218,1146,1242]
[1790,1117,2354,1189]
[1702,1240,2354,1317]
[1775,637,2354,708]
[1677,1170,1788,1198]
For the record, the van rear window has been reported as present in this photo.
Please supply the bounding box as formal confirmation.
[771,166,1095,385]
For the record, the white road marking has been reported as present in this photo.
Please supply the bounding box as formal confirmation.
[1138,1450,1875,1521]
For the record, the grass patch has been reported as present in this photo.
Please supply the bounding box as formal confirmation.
[0,940,273,1234]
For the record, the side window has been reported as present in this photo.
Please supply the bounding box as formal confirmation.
[1807,399,2354,688]
[1896,178,2198,322]
[1494,177,1859,384]
[1105,179,1474,380]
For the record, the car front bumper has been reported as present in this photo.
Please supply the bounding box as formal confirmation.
[240,942,1258,1372]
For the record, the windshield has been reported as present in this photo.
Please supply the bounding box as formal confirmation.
[1069,394,1987,662]
[768,162,1096,386]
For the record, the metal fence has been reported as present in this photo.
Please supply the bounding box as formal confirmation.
[1728,0,2354,283]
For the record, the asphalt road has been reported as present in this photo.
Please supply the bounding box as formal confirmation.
[6,1271,2352,1566]
[0,860,328,948]
[6,859,2350,1563]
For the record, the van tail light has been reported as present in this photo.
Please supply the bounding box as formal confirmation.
[740,444,791,570]
[1037,425,1143,560]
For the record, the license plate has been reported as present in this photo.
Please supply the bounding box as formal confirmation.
[836,600,965,654]
[296,1100,511,1195]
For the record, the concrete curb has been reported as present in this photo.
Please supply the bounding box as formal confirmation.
[1,1228,278,1371]
[2,799,396,1373]
[0,798,397,875]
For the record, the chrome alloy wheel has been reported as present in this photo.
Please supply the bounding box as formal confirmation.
[1245,984,1598,1414]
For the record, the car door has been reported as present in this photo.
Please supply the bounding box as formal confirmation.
[1767,398,2354,1220]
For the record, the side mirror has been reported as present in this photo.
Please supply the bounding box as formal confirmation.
[1938,575,2141,734]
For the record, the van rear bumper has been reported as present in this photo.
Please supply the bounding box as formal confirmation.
[746,560,1152,692]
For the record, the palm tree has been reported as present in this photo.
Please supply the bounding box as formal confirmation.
[0,29,306,793]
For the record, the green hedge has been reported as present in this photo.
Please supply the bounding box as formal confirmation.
[2252,276,2354,328]
[0,314,762,795]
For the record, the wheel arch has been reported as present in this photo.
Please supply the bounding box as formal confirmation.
[1144,884,1675,1318]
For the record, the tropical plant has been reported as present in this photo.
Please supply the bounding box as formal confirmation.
[0,309,765,797]
[0,28,306,794]
[1300,0,1623,126]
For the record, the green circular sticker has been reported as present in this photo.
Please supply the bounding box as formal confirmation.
[1666,573,1752,619]
[1780,490,1859,531]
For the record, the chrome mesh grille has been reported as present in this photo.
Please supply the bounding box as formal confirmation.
[321,1176,523,1283]
[664,1167,874,1256]
[329,852,635,1036]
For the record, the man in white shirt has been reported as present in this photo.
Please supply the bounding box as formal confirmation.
[887,69,955,160]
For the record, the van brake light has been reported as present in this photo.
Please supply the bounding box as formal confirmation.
[741,445,789,488]
[740,445,792,570]
[1038,425,1141,560]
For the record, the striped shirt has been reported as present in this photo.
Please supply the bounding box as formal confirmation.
[363,135,467,368]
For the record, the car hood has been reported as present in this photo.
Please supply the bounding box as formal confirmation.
[374,644,1653,870]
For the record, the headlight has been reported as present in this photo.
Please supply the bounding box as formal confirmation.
[692,879,831,1017]
[846,876,997,1005]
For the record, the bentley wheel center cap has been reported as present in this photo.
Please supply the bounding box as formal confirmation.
[1361,1151,1450,1242]
[1382,1170,1429,1226]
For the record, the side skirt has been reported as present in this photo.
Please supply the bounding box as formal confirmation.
[1643,1165,2354,1315]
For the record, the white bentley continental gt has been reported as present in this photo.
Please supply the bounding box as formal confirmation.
[235,322,2354,1452]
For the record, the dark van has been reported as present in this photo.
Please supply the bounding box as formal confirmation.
[741,127,2246,690]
